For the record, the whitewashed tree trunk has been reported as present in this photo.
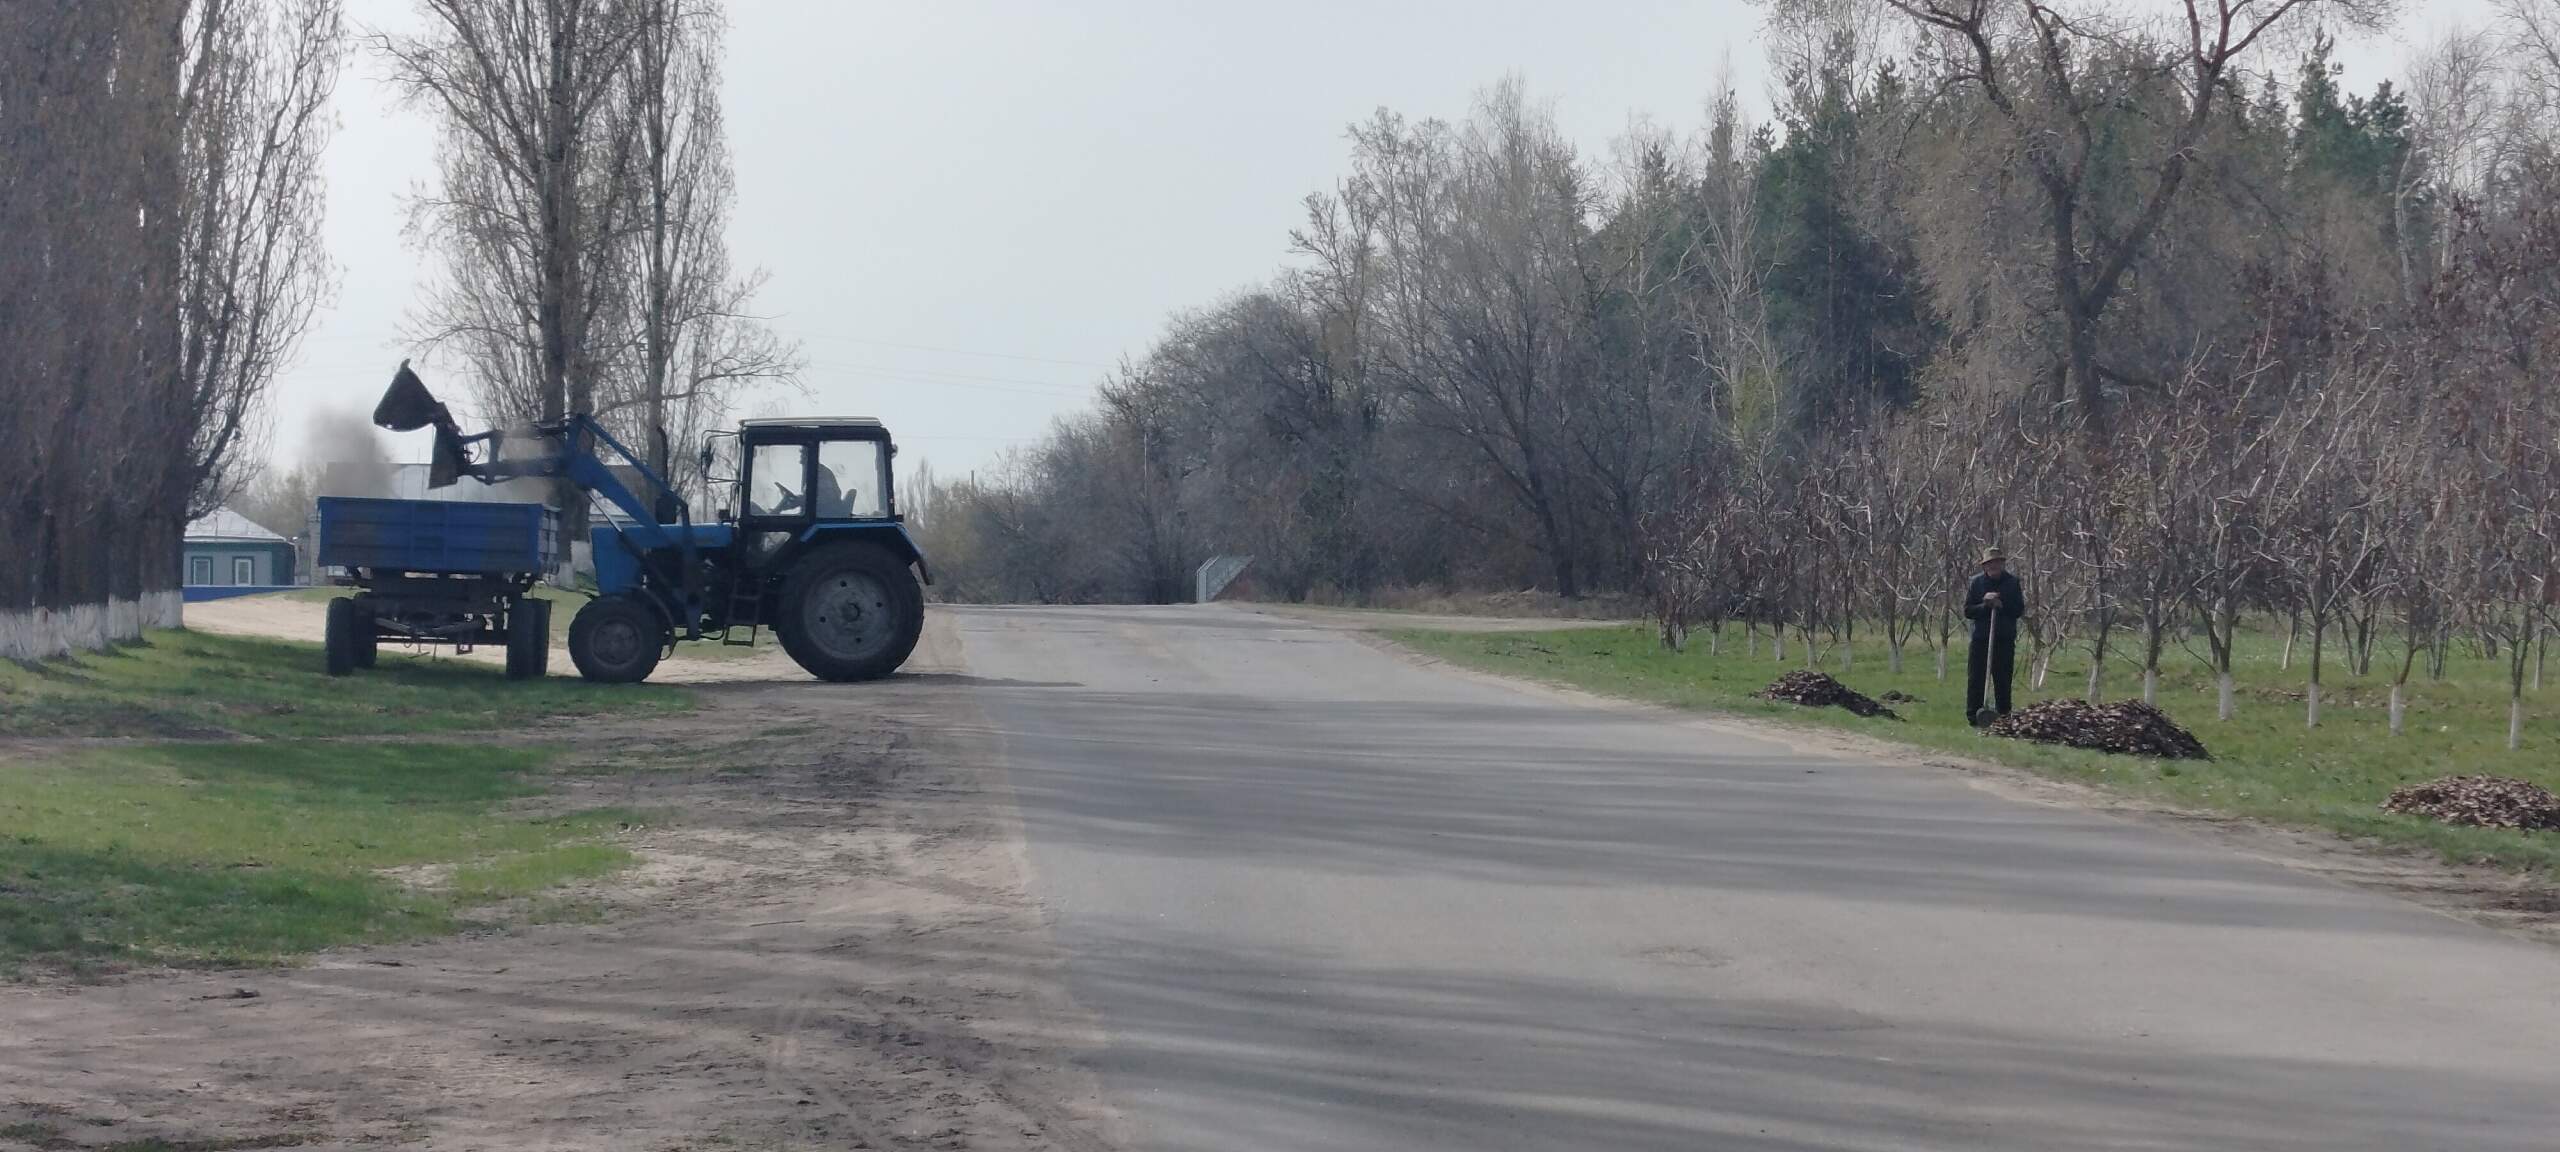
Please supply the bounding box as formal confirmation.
[1934,645,1947,681]
[2389,684,2405,735]
[2218,672,2235,721]
[148,588,182,629]
[0,608,39,661]
[2142,667,2158,705]
[2306,622,2327,729]
[2,589,187,660]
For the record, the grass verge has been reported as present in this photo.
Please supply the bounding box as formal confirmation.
[0,740,648,973]
[1399,625,2560,878]
[0,627,683,739]
[0,628,689,975]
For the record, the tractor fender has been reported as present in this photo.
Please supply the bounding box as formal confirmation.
[797,522,931,585]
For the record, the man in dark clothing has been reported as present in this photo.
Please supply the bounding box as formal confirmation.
[1965,548,2027,726]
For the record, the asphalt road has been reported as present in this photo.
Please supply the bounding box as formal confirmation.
[947,604,2560,1152]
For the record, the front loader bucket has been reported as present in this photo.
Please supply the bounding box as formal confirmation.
[374,360,448,432]
[376,360,472,489]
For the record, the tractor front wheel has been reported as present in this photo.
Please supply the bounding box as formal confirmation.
[774,544,923,682]
[505,597,551,680]
[568,595,664,684]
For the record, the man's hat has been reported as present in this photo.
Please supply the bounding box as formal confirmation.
[1981,547,2007,565]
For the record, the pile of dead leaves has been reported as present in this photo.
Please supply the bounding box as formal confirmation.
[1757,670,1900,720]
[1984,699,2210,760]
[2381,775,2560,831]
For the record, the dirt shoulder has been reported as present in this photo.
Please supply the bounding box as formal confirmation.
[0,617,1121,1151]
[1368,631,2560,951]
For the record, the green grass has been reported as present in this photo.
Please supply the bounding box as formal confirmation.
[0,627,684,739]
[0,740,644,973]
[0,627,695,975]
[1400,624,2560,878]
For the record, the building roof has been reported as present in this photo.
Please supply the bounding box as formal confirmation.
[186,506,291,544]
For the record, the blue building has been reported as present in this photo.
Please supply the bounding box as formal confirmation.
[182,507,297,591]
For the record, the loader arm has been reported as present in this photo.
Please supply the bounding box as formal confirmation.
[376,363,713,639]
[457,417,684,550]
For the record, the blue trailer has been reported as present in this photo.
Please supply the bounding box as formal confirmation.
[316,496,561,678]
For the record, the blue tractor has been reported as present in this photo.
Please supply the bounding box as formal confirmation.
[369,363,928,685]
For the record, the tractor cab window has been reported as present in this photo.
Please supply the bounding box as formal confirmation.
[699,434,741,521]
[815,439,886,519]
[745,442,811,518]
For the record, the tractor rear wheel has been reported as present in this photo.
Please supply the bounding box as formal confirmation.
[568,595,664,684]
[505,597,551,680]
[774,544,923,682]
[325,597,363,676]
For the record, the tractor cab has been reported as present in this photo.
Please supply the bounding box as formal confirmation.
[712,418,900,527]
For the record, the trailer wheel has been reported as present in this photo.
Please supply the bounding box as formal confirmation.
[325,598,363,676]
[505,597,551,680]
[568,595,663,684]
[774,543,923,682]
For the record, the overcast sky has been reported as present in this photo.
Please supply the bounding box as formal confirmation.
[270,0,2493,480]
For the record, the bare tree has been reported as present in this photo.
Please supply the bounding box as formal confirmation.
[1356,84,1595,597]
[614,0,795,486]
[378,0,645,430]
[1877,0,2392,427]
[2436,184,2560,749]
[2259,366,2389,727]
[2398,24,2507,289]
[175,0,345,520]
[2503,0,2560,164]
[1694,82,1786,443]
[2179,342,2281,721]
